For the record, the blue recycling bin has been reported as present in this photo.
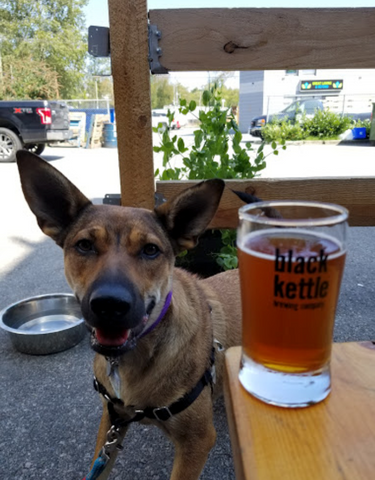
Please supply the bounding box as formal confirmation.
[352,127,367,140]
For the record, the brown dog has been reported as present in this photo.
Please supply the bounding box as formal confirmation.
[16,150,242,480]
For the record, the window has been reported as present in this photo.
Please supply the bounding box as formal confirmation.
[285,70,298,75]
[301,69,317,75]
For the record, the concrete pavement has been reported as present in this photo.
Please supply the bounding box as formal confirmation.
[0,141,375,479]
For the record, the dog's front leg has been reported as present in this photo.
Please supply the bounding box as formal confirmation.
[168,401,217,480]
[170,424,217,480]
[90,405,129,480]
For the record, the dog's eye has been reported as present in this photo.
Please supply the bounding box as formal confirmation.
[142,243,160,259]
[76,239,94,253]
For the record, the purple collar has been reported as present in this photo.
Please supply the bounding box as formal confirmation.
[139,291,172,339]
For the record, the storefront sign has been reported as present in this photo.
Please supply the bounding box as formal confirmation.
[299,80,343,92]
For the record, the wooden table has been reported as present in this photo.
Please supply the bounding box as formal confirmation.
[224,342,375,480]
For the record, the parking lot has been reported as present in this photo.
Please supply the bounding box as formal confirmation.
[0,137,375,479]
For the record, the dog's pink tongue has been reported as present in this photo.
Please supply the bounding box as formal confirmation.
[95,328,130,346]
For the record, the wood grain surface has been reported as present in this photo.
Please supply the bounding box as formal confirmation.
[149,8,375,71]
[108,0,155,208]
[224,343,375,480]
[156,177,375,228]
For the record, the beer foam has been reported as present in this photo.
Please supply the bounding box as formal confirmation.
[239,228,345,262]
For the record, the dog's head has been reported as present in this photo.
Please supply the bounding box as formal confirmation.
[16,151,224,357]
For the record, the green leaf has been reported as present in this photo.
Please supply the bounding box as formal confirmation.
[271,141,277,150]
[189,100,197,112]
[202,90,211,106]
[273,150,279,155]
[199,110,207,122]
[177,137,185,153]
[194,130,203,148]
[233,130,242,145]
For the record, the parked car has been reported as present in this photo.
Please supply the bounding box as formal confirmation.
[249,99,324,137]
[151,110,168,132]
[152,109,184,131]
[345,111,372,122]
[0,100,72,162]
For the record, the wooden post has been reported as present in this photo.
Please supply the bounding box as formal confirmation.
[108,0,155,209]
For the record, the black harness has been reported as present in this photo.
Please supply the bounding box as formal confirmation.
[93,347,215,428]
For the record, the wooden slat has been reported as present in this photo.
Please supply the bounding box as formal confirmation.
[224,343,375,480]
[149,8,375,71]
[108,0,154,209]
[156,178,375,228]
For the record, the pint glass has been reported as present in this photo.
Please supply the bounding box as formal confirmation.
[237,201,348,407]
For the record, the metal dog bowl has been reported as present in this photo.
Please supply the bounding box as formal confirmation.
[0,293,86,355]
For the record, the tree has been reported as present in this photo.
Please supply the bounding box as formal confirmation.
[150,76,174,109]
[204,73,239,107]
[83,57,114,103]
[149,74,239,110]
[220,85,239,108]
[1,54,59,99]
[0,0,88,99]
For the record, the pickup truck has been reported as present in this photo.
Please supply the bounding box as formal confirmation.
[0,100,72,162]
[249,99,324,137]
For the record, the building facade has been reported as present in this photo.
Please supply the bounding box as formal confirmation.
[239,69,375,132]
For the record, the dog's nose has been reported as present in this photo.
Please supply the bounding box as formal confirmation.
[90,286,132,320]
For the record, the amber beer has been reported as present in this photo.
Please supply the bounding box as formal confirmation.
[238,230,346,373]
[237,201,348,407]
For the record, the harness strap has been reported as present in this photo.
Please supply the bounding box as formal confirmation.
[85,345,216,480]
[94,347,215,427]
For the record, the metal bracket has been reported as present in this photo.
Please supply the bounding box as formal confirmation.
[88,26,110,57]
[148,24,168,74]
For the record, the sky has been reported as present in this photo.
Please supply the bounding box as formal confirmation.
[84,0,375,90]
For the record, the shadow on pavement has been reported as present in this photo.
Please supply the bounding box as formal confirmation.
[40,154,65,161]
[337,140,372,147]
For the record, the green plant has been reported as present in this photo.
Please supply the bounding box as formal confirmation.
[261,119,309,143]
[303,110,352,138]
[261,109,353,142]
[153,83,284,270]
[213,229,238,270]
[154,84,282,181]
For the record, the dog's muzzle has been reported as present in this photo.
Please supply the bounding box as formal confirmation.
[81,277,146,357]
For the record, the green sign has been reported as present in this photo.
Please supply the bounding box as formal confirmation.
[299,80,343,92]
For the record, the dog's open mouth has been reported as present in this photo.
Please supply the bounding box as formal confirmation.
[95,328,130,346]
[90,316,149,357]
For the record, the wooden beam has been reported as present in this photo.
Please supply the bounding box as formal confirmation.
[149,8,375,71]
[108,0,154,208]
[156,178,375,228]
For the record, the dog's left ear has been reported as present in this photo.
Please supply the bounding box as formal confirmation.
[155,179,225,251]
[17,150,91,246]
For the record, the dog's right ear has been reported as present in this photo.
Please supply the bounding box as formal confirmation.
[17,150,91,246]
[155,178,225,252]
